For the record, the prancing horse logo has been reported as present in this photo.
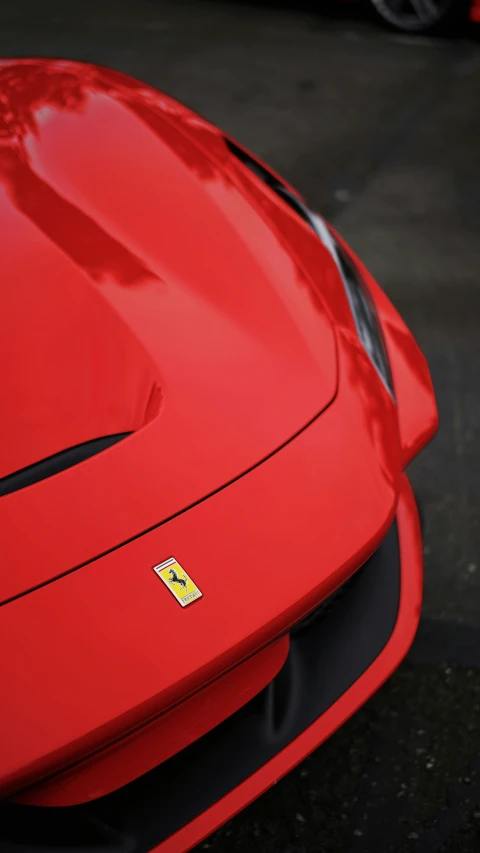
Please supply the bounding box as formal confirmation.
[168,567,188,590]
[153,557,203,607]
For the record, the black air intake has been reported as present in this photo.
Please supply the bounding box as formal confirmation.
[0,434,131,498]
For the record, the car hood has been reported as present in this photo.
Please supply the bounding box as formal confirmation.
[0,60,337,604]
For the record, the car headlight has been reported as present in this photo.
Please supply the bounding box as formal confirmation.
[310,214,395,399]
[223,139,394,398]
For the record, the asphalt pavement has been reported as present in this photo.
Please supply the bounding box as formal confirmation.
[1,1,479,850]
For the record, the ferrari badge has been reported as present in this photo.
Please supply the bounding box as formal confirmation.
[153,557,202,607]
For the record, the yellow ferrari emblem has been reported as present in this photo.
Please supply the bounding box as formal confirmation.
[153,558,202,607]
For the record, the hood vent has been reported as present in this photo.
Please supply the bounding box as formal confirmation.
[0,434,131,499]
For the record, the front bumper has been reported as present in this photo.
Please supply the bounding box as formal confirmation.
[164,472,423,853]
[0,474,422,852]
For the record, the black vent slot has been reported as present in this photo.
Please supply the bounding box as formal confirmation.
[0,804,135,853]
[224,138,315,229]
[0,434,131,498]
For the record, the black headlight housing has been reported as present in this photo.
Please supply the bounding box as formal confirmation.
[329,233,394,398]
[224,138,395,399]
[310,214,395,399]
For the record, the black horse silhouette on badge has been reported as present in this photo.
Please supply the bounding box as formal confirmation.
[168,567,188,591]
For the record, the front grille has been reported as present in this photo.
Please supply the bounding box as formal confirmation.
[0,521,400,853]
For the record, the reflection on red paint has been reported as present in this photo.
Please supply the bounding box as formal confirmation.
[0,59,338,604]
[0,61,438,852]
[0,63,158,287]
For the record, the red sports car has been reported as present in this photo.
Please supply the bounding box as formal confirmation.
[0,60,437,853]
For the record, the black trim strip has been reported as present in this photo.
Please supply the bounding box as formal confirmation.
[224,138,315,228]
[0,434,131,498]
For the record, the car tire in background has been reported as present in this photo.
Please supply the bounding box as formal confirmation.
[368,0,467,33]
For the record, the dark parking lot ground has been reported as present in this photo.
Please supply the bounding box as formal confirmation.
[2,1,479,850]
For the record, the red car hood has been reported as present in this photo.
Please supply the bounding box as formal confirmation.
[0,60,337,604]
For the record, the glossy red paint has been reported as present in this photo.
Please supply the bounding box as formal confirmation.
[0,60,438,851]
[0,59,337,604]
